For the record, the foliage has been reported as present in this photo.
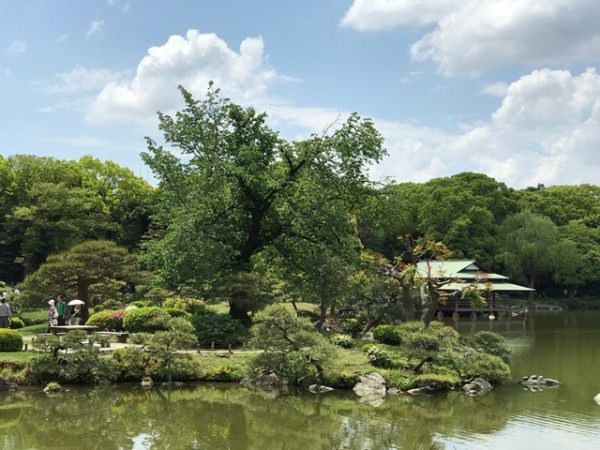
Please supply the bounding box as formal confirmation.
[331,334,354,348]
[341,318,362,337]
[141,85,385,324]
[367,346,393,368]
[9,317,25,329]
[123,307,171,333]
[130,300,155,308]
[0,329,23,352]
[245,304,335,385]
[86,309,126,331]
[372,324,401,346]
[29,330,118,384]
[190,310,247,347]
[18,240,146,320]
[164,307,192,320]
[460,331,511,364]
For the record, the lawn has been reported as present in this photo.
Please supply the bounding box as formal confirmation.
[0,351,34,362]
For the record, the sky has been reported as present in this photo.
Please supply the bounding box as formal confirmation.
[1,0,599,187]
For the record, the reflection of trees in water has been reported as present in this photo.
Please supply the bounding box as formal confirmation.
[0,385,517,449]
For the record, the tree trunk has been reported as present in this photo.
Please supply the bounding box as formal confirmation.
[527,276,535,307]
[77,281,91,324]
[420,283,439,329]
[229,300,252,327]
[402,284,415,321]
[318,298,327,330]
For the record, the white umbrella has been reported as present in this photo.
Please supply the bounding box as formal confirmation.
[68,299,85,306]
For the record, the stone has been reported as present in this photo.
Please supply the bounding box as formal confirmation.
[308,384,335,394]
[594,394,600,405]
[141,377,154,388]
[353,373,387,406]
[406,386,434,396]
[0,377,18,391]
[519,375,561,391]
[43,382,62,394]
[462,378,493,396]
[386,388,402,396]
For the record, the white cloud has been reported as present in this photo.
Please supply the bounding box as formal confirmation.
[55,33,70,44]
[87,30,284,124]
[340,0,460,30]
[6,40,26,56]
[447,68,600,186]
[343,0,600,75]
[34,66,126,94]
[107,0,130,11]
[86,20,105,39]
[481,82,509,97]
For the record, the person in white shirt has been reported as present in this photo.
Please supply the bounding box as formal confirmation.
[0,297,11,328]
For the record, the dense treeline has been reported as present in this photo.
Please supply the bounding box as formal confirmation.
[1,89,599,319]
[0,154,152,283]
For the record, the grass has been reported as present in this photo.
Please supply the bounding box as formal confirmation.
[18,323,47,337]
[19,309,47,321]
[0,351,34,362]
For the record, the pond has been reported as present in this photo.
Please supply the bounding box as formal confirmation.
[1,311,599,449]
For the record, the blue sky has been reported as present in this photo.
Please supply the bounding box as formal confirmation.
[1,0,599,186]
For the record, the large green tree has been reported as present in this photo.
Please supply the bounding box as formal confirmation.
[18,240,145,321]
[142,84,385,323]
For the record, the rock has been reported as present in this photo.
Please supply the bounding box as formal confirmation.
[519,375,561,391]
[43,382,62,394]
[308,384,335,394]
[0,377,18,391]
[406,386,435,396]
[141,377,154,388]
[594,394,600,405]
[386,388,402,396]
[462,378,493,396]
[353,373,386,406]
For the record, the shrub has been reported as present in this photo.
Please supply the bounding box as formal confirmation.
[367,346,393,368]
[86,309,126,331]
[322,370,359,389]
[0,329,23,352]
[9,317,25,329]
[202,366,240,382]
[162,298,185,309]
[332,334,353,348]
[361,343,376,353]
[460,331,511,364]
[100,299,123,310]
[341,318,362,336]
[373,324,401,346]
[191,311,247,347]
[164,308,192,320]
[414,373,460,389]
[460,352,511,383]
[130,300,155,308]
[112,347,150,380]
[123,307,171,333]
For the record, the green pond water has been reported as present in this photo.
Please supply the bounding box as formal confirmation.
[1,311,600,449]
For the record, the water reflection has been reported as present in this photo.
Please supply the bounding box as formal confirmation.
[1,312,599,449]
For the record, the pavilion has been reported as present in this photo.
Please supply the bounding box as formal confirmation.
[416,260,534,316]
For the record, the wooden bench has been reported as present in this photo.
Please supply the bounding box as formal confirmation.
[95,331,130,344]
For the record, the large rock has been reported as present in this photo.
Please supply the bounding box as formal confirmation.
[0,377,17,391]
[462,378,493,396]
[519,375,560,391]
[353,373,387,406]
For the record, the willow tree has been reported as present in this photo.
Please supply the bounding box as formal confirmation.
[18,240,144,321]
[142,84,385,325]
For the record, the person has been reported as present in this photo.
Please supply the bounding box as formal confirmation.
[0,297,11,328]
[56,296,67,326]
[69,305,80,325]
[48,299,58,329]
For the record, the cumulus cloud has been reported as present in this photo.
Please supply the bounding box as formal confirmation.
[86,20,105,39]
[340,0,460,30]
[343,0,600,75]
[87,30,284,123]
[34,66,126,94]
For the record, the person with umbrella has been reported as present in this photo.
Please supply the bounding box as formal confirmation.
[68,299,85,325]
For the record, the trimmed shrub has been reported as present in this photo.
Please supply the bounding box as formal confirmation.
[100,299,123,310]
[0,329,23,352]
[367,346,393,368]
[413,373,460,389]
[361,343,376,353]
[162,298,185,309]
[86,309,126,331]
[9,317,25,329]
[123,307,171,333]
[460,331,511,364]
[130,300,155,308]
[373,324,401,346]
[191,311,247,347]
[332,334,354,348]
[164,308,192,320]
[322,370,360,389]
